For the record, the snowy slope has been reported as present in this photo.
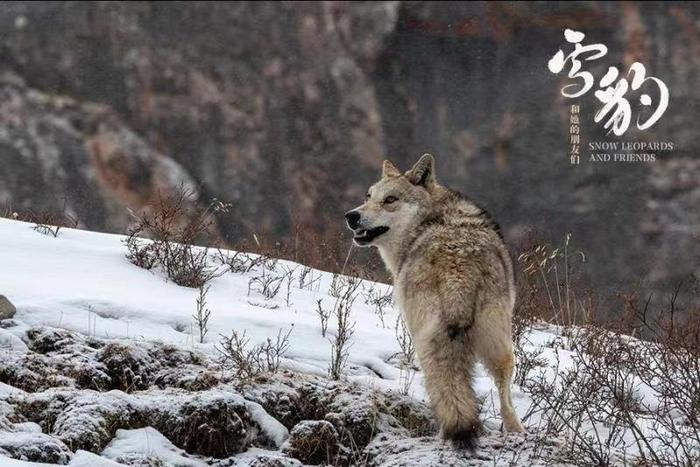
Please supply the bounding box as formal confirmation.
[0,217,692,466]
[0,216,518,403]
[0,217,545,465]
[0,217,399,383]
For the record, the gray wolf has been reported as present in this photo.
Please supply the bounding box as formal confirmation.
[345,153,524,448]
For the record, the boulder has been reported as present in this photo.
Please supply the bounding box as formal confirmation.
[0,295,16,320]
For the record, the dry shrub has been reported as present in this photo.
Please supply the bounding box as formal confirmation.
[363,285,393,328]
[316,299,330,338]
[236,223,388,287]
[516,233,593,327]
[247,269,284,300]
[123,187,229,287]
[328,275,360,380]
[30,209,79,237]
[217,328,292,381]
[393,315,417,396]
[523,286,700,466]
[193,285,212,344]
[1,197,80,237]
[4,204,79,238]
[512,234,699,465]
[216,250,264,274]
[513,234,593,391]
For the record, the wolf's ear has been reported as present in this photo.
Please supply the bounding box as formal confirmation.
[382,160,401,178]
[406,153,436,187]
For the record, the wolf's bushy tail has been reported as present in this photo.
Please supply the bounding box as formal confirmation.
[421,332,481,449]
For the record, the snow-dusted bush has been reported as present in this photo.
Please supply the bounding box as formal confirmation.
[26,327,98,354]
[11,386,270,458]
[0,352,73,392]
[385,397,436,438]
[283,420,340,465]
[242,372,433,461]
[1,326,219,394]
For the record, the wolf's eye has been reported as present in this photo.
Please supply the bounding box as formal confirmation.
[383,196,398,204]
[365,192,371,200]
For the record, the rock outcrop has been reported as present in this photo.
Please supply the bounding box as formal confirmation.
[0,296,16,320]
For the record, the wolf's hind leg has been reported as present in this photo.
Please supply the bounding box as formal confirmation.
[485,350,525,433]
[473,312,525,433]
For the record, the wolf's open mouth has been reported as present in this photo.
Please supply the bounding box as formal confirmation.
[353,226,389,245]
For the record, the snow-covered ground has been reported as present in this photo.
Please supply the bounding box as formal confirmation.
[0,217,692,466]
[1,217,415,393]
[0,216,533,408]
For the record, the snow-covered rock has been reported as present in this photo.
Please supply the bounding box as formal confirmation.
[0,432,72,464]
[282,420,340,465]
[102,427,206,467]
[365,432,576,467]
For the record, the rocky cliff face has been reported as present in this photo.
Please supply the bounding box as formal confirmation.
[0,2,698,304]
[0,72,198,231]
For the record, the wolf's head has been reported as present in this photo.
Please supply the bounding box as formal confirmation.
[345,153,440,248]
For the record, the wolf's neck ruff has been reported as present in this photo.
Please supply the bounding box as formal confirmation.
[378,188,501,278]
[381,212,442,278]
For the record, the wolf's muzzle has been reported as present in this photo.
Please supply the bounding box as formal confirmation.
[345,210,361,230]
[353,226,389,245]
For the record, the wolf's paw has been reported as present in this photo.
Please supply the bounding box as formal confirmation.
[443,422,482,451]
[503,417,526,433]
